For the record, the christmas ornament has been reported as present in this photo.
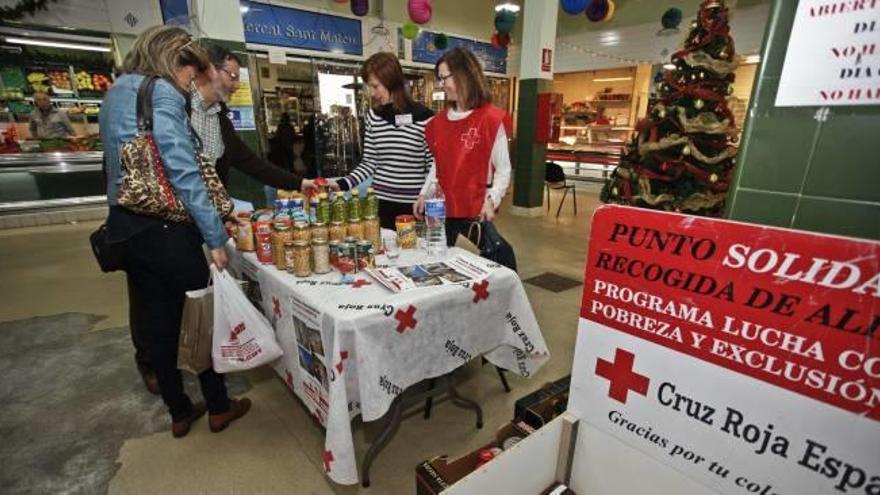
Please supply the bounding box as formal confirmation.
[727,83,734,95]
[585,0,609,21]
[402,22,420,40]
[434,33,448,50]
[612,186,619,196]
[709,173,719,183]
[719,49,728,59]
[491,31,511,48]
[350,0,368,16]
[408,0,432,25]
[602,0,616,21]
[658,108,667,118]
[561,0,589,15]
[694,99,704,110]
[495,10,516,34]
[661,7,683,29]
[682,145,691,156]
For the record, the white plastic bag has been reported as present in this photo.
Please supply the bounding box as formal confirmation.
[211,265,283,373]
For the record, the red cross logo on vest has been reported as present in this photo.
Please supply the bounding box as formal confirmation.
[595,348,650,404]
[335,350,349,374]
[272,296,282,321]
[472,279,490,303]
[322,449,334,472]
[460,127,480,149]
[394,305,418,333]
[351,279,371,288]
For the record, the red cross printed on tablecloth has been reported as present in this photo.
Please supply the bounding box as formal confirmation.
[272,296,282,320]
[351,279,372,288]
[460,127,480,149]
[285,370,294,389]
[322,449,334,472]
[472,279,490,303]
[595,348,650,404]
[335,350,349,374]
[394,305,418,333]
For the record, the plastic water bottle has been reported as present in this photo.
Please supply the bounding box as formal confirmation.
[425,179,448,258]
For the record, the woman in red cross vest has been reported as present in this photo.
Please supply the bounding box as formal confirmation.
[414,47,512,246]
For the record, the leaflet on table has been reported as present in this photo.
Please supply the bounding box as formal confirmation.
[366,255,491,292]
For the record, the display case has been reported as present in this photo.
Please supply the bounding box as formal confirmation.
[0,151,105,214]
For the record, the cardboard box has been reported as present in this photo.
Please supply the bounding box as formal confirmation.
[415,423,532,494]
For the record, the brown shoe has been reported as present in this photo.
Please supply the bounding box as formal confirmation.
[172,403,207,438]
[137,365,160,395]
[208,398,252,433]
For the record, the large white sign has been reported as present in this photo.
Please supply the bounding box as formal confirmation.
[569,206,879,495]
[775,1,880,107]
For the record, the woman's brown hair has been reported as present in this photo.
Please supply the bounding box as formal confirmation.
[122,25,210,91]
[435,47,491,110]
[361,52,412,111]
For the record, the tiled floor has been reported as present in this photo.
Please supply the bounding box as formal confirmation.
[0,188,601,494]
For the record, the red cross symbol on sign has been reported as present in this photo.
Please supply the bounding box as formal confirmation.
[460,127,480,149]
[394,305,418,333]
[472,280,489,303]
[322,450,334,472]
[351,279,371,288]
[335,350,349,374]
[595,348,650,404]
[272,296,281,320]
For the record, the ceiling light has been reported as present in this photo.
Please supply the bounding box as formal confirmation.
[663,63,676,70]
[240,5,250,14]
[495,1,520,13]
[593,77,632,82]
[744,54,760,64]
[4,37,110,52]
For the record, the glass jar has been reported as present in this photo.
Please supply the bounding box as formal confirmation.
[292,240,312,277]
[292,222,311,242]
[329,221,346,242]
[347,219,364,240]
[312,239,331,274]
[311,222,329,242]
[283,240,296,273]
[271,220,293,269]
[363,215,381,249]
[356,240,375,270]
[328,240,340,268]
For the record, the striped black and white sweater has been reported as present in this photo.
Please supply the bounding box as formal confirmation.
[338,102,434,203]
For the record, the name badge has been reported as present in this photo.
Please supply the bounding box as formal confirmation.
[395,113,413,126]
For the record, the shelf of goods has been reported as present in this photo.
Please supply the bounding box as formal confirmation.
[0,151,106,214]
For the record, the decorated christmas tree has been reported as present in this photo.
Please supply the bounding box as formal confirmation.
[601,0,739,216]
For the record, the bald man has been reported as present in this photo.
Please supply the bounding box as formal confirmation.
[29,92,75,139]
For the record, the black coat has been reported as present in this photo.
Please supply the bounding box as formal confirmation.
[216,103,301,190]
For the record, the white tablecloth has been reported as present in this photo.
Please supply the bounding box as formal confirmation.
[227,246,549,485]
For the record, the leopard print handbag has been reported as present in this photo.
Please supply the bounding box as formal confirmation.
[116,76,233,223]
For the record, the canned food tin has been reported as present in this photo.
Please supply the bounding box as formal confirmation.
[328,240,341,268]
[356,240,375,270]
[395,214,417,249]
[337,242,356,274]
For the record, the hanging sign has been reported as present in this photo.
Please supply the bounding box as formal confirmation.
[228,68,255,131]
[412,30,507,74]
[775,0,880,107]
[241,0,363,56]
[569,205,879,495]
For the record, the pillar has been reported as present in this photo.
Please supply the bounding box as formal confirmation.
[510,1,558,217]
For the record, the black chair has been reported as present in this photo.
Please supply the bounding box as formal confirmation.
[544,162,577,218]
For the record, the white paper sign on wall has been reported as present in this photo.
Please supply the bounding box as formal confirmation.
[775,1,880,107]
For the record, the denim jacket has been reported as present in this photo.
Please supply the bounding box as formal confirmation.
[99,74,228,249]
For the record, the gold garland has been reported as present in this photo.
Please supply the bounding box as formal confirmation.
[637,176,676,205]
[639,133,737,164]
[683,51,736,76]
[636,176,726,211]
[675,106,736,135]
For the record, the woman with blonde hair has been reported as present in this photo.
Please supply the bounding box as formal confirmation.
[335,52,433,229]
[414,47,512,245]
[100,25,249,438]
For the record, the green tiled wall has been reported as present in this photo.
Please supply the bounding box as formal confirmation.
[513,79,553,208]
[725,0,880,240]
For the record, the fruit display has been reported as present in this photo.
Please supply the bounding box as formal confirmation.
[75,71,93,91]
[26,71,50,93]
[91,73,112,91]
[47,70,73,92]
[0,66,26,91]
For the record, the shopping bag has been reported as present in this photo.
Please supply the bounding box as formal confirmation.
[211,266,283,373]
[178,286,214,374]
[455,221,518,272]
